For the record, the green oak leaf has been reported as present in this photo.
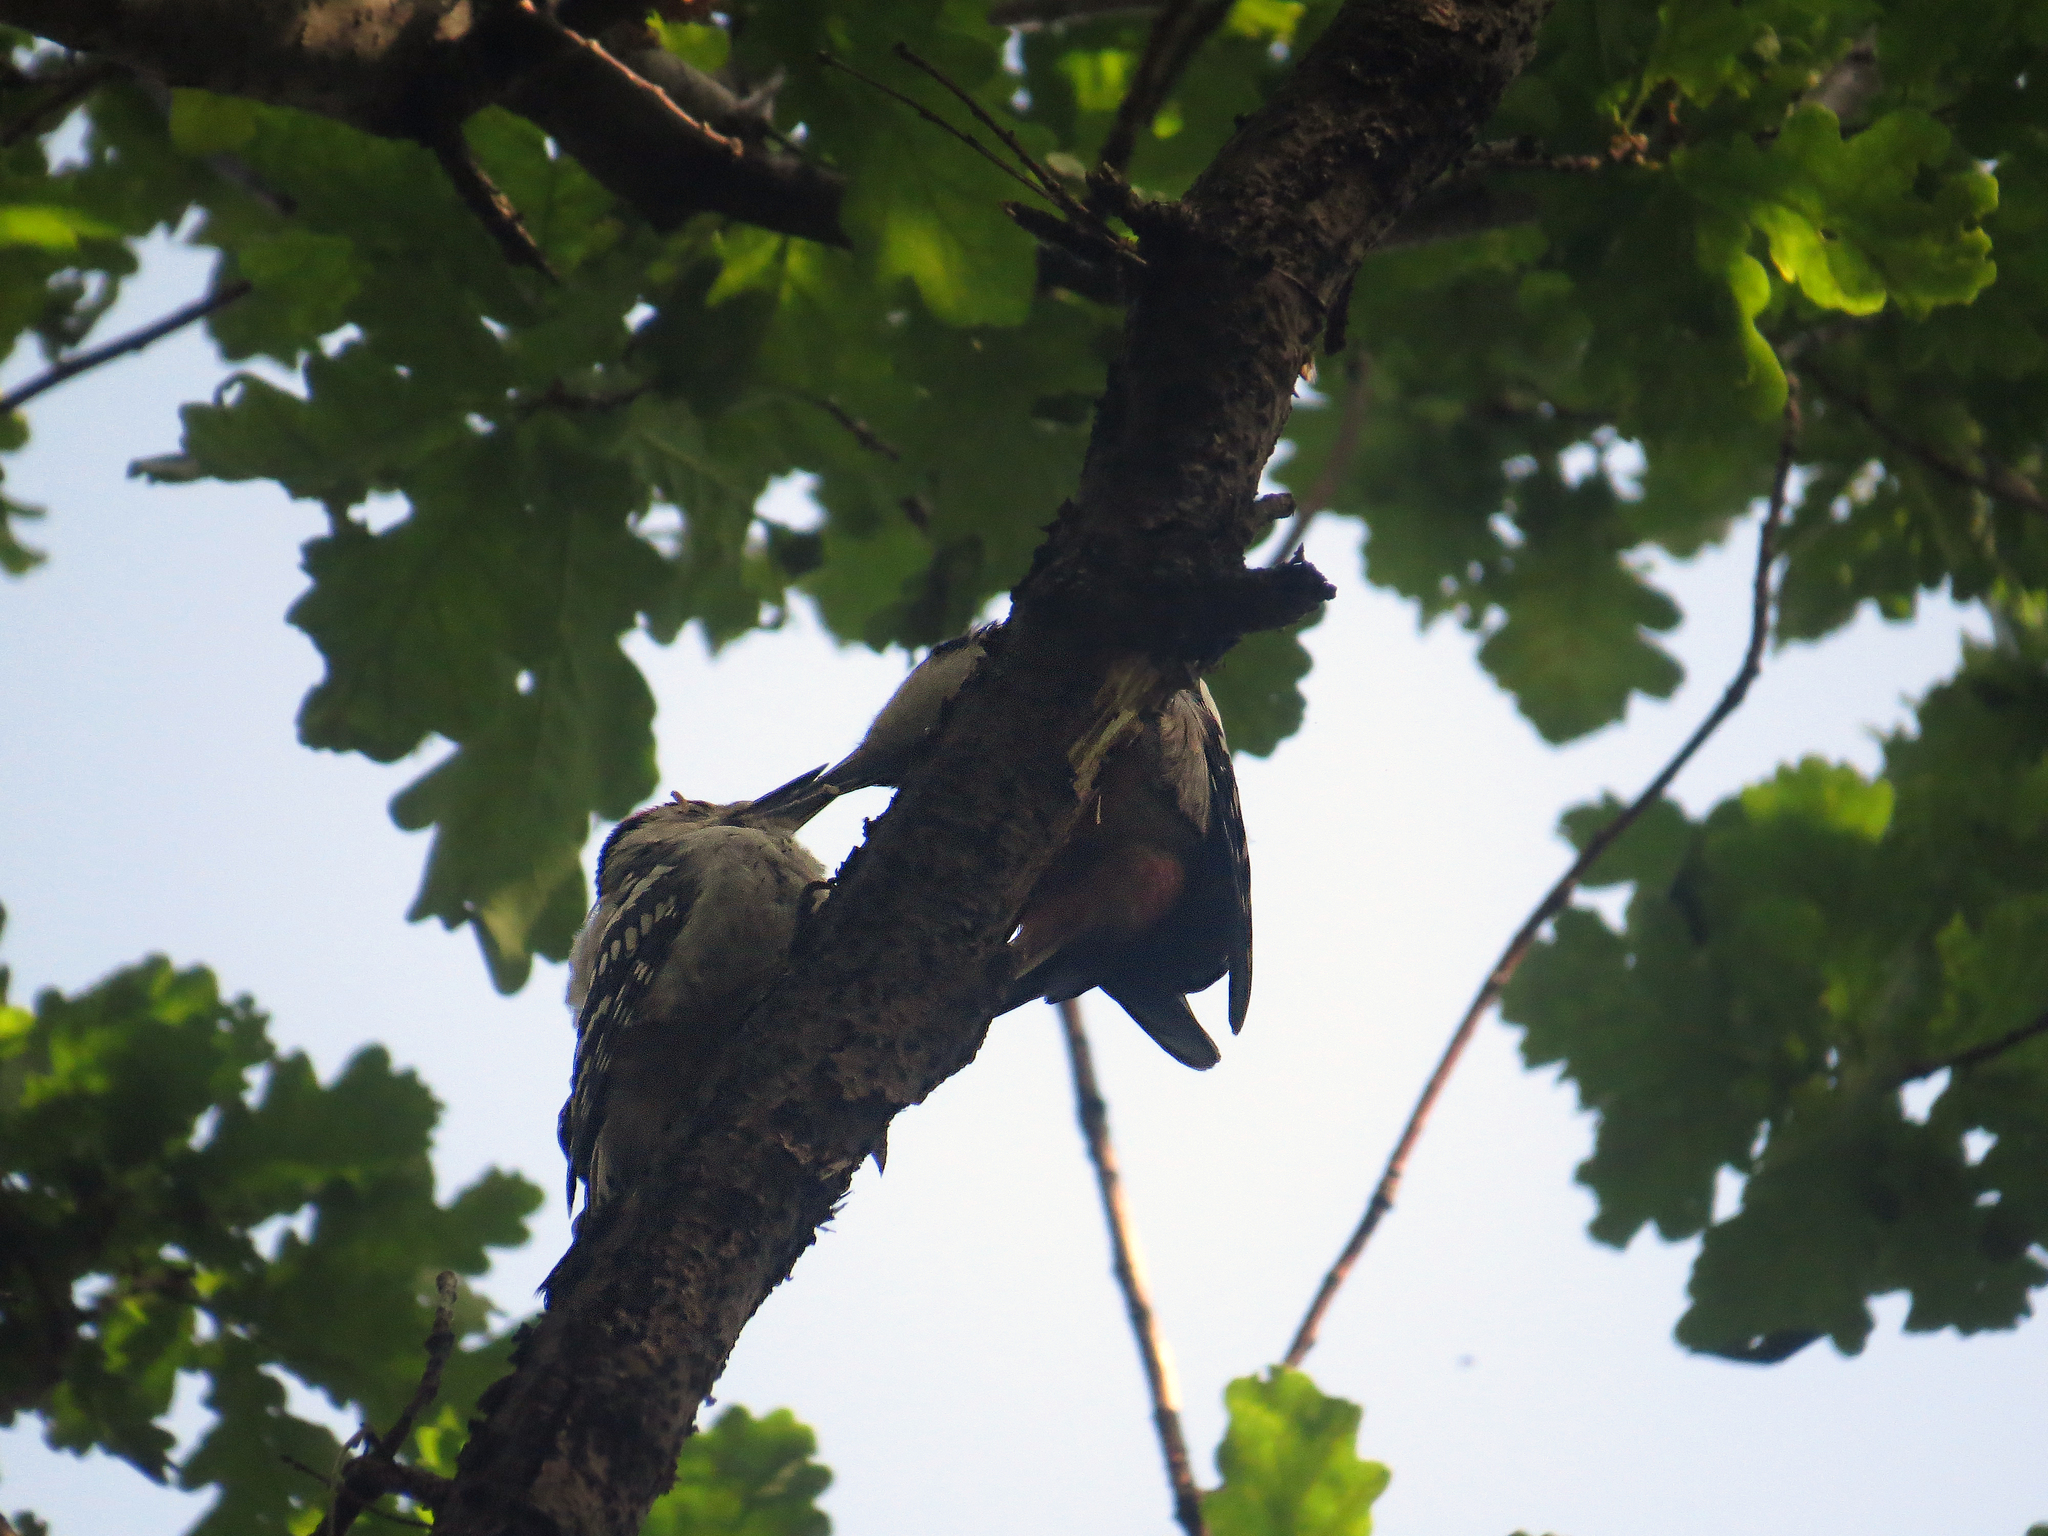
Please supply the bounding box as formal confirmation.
[1205,1369,1390,1536]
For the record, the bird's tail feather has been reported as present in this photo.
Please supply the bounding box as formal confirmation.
[1101,982,1221,1069]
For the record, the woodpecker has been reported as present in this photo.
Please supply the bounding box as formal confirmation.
[822,635,1252,1069]
[560,766,831,1210]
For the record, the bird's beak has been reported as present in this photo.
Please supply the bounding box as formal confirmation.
[747,764,834,828]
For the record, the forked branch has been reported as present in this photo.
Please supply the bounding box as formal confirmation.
[316,1271,461,1536]
[1282,390,1805,1368]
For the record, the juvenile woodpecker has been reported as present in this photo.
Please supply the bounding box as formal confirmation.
[561,766,830,1210]
[822,635,1252,1069]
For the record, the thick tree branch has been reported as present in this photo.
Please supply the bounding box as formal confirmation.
[1058,999,1206,1536]
[440,4,1547,1533]
[1282,393,1802,1369]
[0,0,846,246]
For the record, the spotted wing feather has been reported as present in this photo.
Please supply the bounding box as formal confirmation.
[1198,689,1254,1034]
[558,862,700,1208]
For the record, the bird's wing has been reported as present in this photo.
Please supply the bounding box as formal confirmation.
[1196,683,1254,1034]
[558,859,702,1208]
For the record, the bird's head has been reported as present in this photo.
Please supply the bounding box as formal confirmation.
[591,766,830,897]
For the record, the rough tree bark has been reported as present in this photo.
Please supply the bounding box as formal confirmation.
[0,0,846,242]
[0,0,1550,1529]
[441,3,1549,1533]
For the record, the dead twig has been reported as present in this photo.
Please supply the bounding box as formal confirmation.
[1281,389,1805,1369]
[317,1271,461,1536]
[1459,138,1619,174]
[283,1458,434,1530]
[1269,352,1370,566]
[796,391,901,461]
[890,45,1092,225]
[1057,999,1207,1536]
[0,280,254,417]
[431,135,558,280]
[990,0,1161,27]
[2,58,120,148]
[818,50,1051,208]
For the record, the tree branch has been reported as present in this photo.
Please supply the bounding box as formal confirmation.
[989,0,1161,28]
[1100,0,1235,174]
[430,133,556,281]
[0,0,847,246]
[1899,1007,2048,1085]
[322,1271,460,1536]
[1,56,119,147]
[1805,361,2047,516]
[1281,389,1802,1369]
[0,279,252,417]
[1270,351,1369,564]
[1057,999,1206,1536]
[794,391,902,461]
[440,4,1548,1531]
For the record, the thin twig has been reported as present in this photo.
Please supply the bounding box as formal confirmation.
[378,1271,459,1458]
[432,137,559,280]
[1269,353,1370,566]
[283,1459,433,1530]
[320,1272,460,1536]
[1899,1007,2048,1084]
[796,391,901,460]
[990,0,1161,27]
[2,59,119,148]
[1804,362,2047,515]
[1459,138,1615,175]
[1281,390,1805,1369]
[817,50,1051,207]
[1057,999,1207,1536]
[0,280,253,417]
[891,45,1088,222]
[1100,0,1234,174]
[520,380,648,418]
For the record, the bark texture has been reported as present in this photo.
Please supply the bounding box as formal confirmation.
[1,0,1550,1528]
[439,1,1550,1533]
[0,0,846,243]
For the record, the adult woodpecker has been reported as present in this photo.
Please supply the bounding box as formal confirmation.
[822,633,1251,1069]
[560,766,832,1210]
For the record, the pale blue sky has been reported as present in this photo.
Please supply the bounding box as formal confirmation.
[2,239,2042,1536]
